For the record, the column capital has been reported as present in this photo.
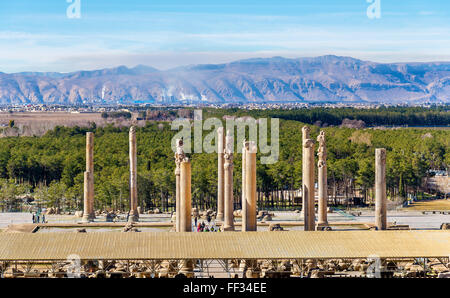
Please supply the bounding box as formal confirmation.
[317,130,327,167]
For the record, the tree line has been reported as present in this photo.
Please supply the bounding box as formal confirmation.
[0,108,448,212]
[202,106,450,127]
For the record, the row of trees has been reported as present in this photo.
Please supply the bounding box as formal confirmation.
[0,109,448,212]
[203,106,450,127]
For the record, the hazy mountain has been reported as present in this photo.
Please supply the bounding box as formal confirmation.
[1,55,449,104]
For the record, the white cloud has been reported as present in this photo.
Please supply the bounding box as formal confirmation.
[0,11,449,72]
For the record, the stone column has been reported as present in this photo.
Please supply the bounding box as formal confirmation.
[317,131,328,226]
[174,139,186,232]
[180,159,192,232]
[82,132,95,222]
[217,127,225,222]
[82,171,93,222]
[178,154,194,276]
[375,148,387,230]
[301,126,310,217]
[241,141,247,231]
[243,141,257,232]
[302,128,315,231]
[223,130,234,231]
[128,126,139,222]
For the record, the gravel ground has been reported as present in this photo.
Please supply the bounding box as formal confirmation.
[1,208,449,231]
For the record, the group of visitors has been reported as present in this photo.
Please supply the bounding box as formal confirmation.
[32,209,45,223]
[194,215,219,232]
[196,221,219,232]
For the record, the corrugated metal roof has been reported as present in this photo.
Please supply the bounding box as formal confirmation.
[0,231,448,260]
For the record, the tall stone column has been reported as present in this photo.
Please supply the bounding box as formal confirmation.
[301,126,310,217]
[302,128,315,231]
[179,158,194,277]
[174,139,186,232]
[128,126,139,222]
[180,159,192,232]
[82,132,95,222]
[317,131,328,226]
[217,127,225,222]
[223,130,234,231]
[375,148,387,230]
[241,141,248,230]
[243,141,257,232]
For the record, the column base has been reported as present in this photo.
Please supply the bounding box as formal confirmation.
[81,215,95,223]
[128,216,139,223]
[128,214,139,222]
[223,225,234,231]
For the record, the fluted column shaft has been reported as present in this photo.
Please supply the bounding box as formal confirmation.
[317,131,328,226]
[129,127,139,222]
[301,127,310,216]
[175,167,180,232]
[217,127,225,221]
[302,129,315,231]
[243,142,257,232]
[174,139,185,232]
[180,160,192,232]
[241,141,247,230]
[179,160,194,277]
[223,132,234,231]
[375,148,387,230]
[82,132,95,222]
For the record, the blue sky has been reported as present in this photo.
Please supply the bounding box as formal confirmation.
[0,0,449,72]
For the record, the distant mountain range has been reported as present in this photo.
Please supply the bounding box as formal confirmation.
[1,55,449,104]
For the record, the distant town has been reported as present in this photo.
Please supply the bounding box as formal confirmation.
[0,101,448,114]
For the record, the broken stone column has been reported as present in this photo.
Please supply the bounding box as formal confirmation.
[302,127,315,231]
[217,127,225,222]
[174,139,186,232]
[243,141,257,232]
[241,141,247,230]
[317,131,328,227]
[301,126,310,217]
[375,148,387,230]
[82,132,95,222]
[128,126,139,222]
[180,159,192,232]
[223,130,234,231]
